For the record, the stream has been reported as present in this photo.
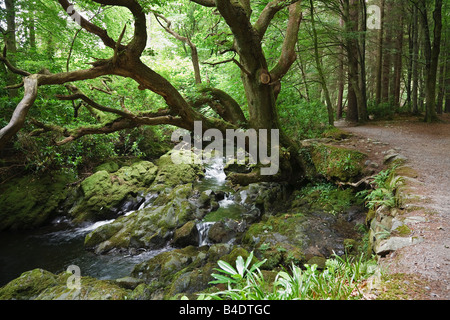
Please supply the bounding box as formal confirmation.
[0,156,247,287]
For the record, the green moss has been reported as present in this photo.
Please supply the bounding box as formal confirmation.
[154,150,204,187]
[308,144,367,182]
[393,224,411,237]
[0,269,59,300]
[291,183,359,215]
[0,171,77,230]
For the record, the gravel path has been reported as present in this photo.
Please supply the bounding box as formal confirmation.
[338,115,450,300]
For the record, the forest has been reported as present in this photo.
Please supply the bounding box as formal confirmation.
[0,0,449,302]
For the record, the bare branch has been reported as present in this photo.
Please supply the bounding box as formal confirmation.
[55,84,134,120]
[57,0,123,51]
[0,47,31,76]
[0,76,38,149]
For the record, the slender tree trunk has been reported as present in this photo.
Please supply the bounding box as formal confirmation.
[437,28,449,114]
[5,0,18,98]
[381,0,392,104]
[445,30,450,113]
[420,0,443,122]
[392,7,404,110]
[412,3,420,114]
[358,0,368,122]
[375,0,385,106]
[344,0,361,123]
[310,0,334,126]
[336,17,345,120]
[297,52,311,102]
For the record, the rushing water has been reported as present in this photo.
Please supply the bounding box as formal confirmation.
[0,156,246,287]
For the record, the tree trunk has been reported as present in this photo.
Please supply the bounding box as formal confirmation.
[392,4,404,110]
[336,17,345,120]
[358,0,368,122]
[310,0,334,126]
[420,0,443,122]
[344,0,360,123]
[375,0,385,106]
[381,0,392,104]
[4,0,18,98]
[411,3,420,114]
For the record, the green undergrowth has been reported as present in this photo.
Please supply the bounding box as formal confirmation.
[186,251,378,300]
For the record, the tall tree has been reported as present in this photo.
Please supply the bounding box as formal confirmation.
[417,0,443,122]
[3,0,18,97]
[309,0,334,125]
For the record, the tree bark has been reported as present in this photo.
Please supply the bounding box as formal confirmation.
[0,76,38,149]
[343,0,360,123]
[4,0,18,97]
[419,0,443,122]
[309,0,334,126]
[375,0,385,106]
[411,3,420,114]
[381,0,392,104]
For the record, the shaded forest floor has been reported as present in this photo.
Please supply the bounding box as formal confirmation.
[336,114,450,300]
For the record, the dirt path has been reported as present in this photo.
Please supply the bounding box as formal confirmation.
[337,115,450,300]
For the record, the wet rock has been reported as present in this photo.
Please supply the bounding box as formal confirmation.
[115,276,145,290]
[131,244,235,299]
[172,221,199,248]
[0,172,77,230]
[208,221,236,244]
[243,212,362,269]
[0,268,130,300]
[84,183,197,254]
[70,161,158,222]
[306,256,327,270]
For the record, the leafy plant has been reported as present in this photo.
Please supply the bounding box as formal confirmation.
[358,168,404,210]
[204,251,377,300]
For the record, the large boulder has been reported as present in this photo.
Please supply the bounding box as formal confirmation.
[242,211,363,269]
[306,143,367,182]
[0,268,130,300]
[130,244,250,299]
[84,183,197,254]
[0,171,77,230]
[70,161,158,222]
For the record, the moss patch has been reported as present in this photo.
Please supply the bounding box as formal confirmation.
[308,143,367,182]
[0,171,77,230]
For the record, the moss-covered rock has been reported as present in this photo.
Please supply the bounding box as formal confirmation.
[70,161,158,222]
[0,268,130,300]
[0,269,60,300]
[130,244,235,299]
[0,171,77,230]
[307,143,367,182]
[153,150,204,188]
[84,184,197,254]
[242,212,362,269]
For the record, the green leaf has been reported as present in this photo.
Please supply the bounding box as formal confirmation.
[217,260,238,276]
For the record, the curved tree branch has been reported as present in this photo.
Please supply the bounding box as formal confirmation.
[57,0,123,51]
[0,76,38,149]
[269,1,303,83]
[254,0,299,39]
